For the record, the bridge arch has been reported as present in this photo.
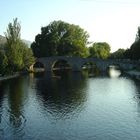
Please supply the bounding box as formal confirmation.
[107,63,122,77]
[107,63,123,71]
[81,61,99,76]
[32,61,45,72]
[51,59,72,71]
[32,57,139,73]
[81,61,96,69]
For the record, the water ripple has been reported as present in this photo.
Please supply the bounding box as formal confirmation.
[2,108,27,138]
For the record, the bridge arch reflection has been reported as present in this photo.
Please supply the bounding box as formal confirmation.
[107,64,122,78]
[33,61,45,72]
[81,61,99,77]
[52,59,72,71]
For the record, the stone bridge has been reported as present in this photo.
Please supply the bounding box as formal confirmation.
[31,56,140,72]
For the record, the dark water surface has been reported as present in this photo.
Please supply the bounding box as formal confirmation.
[0,72,140,140]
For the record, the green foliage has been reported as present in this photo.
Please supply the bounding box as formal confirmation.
[0,48,8,74]
[123,49,131,59]
[110,48,125,59]
[31,20,89,58]
[4,18,23,71]
[1,18,35,74]
[22,47,35,70]
[0,35,6,46]
[135,27,140,42]
[128,27,140,60]
[5,18,21,44]
[130,40,140,60]
[5,40,24,71]
[89,42,111,59]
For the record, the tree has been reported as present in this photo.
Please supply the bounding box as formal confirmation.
[123,48,131,59]
[4,18,23,71]
[0,48,8,74]
[130,41,140,60]
[22,47,35,70]
[129,27,140,60]
[89,42,111,59]
[110,48,125,59]
[31,20,89,58]
[4,18,35,72]
[135,27,140,42]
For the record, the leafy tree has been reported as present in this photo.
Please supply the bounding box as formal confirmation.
[110,48,125,59]
[22,47,35,70]
[0,35,6,46]
[130,42,140,60]
[89,42,111,59]
[0,48,8,74]
[4,18,23,71]
[135,27,140,42]
[31,20,89,58]
[129,27,140,60]
[4,18,35,72]
[123,48,131,59]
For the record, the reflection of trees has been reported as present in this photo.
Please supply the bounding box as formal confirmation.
[133,80,140,118]
[7,77,27,130]
[0,82,5,124]
[0,82,6,139]
[34,71,88,119]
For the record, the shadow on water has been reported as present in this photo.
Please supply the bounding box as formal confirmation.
[31,71,88,119]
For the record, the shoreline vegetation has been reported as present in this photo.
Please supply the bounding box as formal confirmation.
[0,18,35,78]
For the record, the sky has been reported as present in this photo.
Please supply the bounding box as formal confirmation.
[0,0,140,52]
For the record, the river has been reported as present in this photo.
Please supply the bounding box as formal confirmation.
[0,71,140,140]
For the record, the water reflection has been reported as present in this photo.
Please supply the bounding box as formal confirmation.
[5,77,28,137]
[132,80,140,119]
[32,71,88,119]
[8,80,23,126]
[0,83,5,123]
[0,72,140,139]
[0,82,6,139]
[108,65,121,78]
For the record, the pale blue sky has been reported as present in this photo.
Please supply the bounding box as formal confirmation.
[1,0,140,52]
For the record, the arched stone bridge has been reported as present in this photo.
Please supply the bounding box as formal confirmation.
[32,56,139,72]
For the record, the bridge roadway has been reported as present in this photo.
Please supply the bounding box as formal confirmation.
[31,56,140,72]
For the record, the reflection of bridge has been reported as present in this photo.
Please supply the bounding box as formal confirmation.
[31,56,140,72]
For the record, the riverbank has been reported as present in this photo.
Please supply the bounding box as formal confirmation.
[0,73,20,81]
[125,70,140,80]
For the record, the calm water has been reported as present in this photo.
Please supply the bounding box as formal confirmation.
[0,72,140,140]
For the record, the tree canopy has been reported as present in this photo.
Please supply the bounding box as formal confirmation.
[0,48,8,74]
[129,27,140,60]
[110,48,125,59]
[89,42,111,59]
[0,18,35,74]
[31,20,89,58]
